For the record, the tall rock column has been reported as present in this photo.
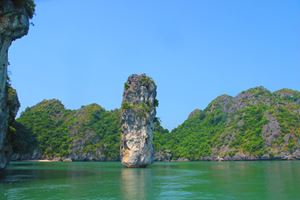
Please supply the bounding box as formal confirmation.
[0,0,34,170]
[121,74,158,168]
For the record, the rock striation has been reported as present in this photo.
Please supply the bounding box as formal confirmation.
[120,74,158,168]
[0,0,34,170]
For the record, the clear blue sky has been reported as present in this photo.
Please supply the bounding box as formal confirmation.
[9,0,300,130]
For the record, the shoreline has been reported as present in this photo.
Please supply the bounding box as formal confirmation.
[11,158,300,163]
[20,160,58,162]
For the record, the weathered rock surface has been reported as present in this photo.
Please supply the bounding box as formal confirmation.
[0,0,34,170]
[121,74,157,168]
[154,150,172,162]
[262,114,281,146]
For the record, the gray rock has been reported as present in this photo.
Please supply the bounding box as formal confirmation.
[62,158,72,162]
[188,109,202,119]
[154,150,172,161]
[292,150,300,159]
[230,87,272,112]
[121,74,157,168]
[207,95,234,114]
[261,154,271,160]
[177,158,190,162]
[262,114,281,146]
[200,156,212,161]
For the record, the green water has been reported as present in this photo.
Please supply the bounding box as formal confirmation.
[1,161,300,200]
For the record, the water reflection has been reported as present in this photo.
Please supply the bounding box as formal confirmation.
[1,165,94,184]
[121,168,153,200]
[2,162,300,200]
[204,161,300,199]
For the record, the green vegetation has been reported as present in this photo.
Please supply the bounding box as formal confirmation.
[14,87,300,161]
[15,100,121,160]
[231,105,268,156]
[140,75,156,87]
[8,0,35,18]
[154,87,300,160]
[124,83,129,90]
[121,102,151,117]
[24,0,35,18]
[16,100,71,157]
[154,99,159,107]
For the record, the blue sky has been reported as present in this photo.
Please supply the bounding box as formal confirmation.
[9,0,300,130]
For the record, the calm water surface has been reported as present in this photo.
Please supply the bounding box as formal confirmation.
[1,161,300,200]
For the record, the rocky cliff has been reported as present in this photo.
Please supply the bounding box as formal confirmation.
[155,87,300,161]
[0,0,34,170]
[0,85,20,169]
[121,74,158,168]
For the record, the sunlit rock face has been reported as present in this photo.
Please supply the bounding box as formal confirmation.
[121,74,158,168]
[0,0,33,170]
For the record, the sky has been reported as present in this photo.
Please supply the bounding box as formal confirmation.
[9,0,300,130]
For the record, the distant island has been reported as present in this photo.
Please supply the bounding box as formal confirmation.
[9,86,300,162]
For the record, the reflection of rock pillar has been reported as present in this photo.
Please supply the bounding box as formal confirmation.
[121,169,153,200]
[121,74,158,168]
[0,0,34,170]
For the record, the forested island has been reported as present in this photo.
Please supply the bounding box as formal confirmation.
[10,86,300,162]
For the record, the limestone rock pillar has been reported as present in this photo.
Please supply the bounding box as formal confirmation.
[121,74,158,168]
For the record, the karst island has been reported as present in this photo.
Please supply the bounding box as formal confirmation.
[121,74,158,168]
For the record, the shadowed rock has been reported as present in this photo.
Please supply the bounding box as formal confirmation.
[0,0,34,170]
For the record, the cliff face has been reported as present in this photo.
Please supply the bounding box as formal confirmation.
[155,87,300,161]
[0,0,34,170]
[0,85,20,169]
[121,74,157,168]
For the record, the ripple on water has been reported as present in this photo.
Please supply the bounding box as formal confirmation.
[2,161,300,200]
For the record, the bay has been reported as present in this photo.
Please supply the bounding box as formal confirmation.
[1,161,300,200]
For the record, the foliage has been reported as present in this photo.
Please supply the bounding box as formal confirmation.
[140,75,156,87]
[16,99,71,157]
[154,99,159,108]
[15,100,122,160]
[15,87,300,161]
[122,102,151,117]
[124,82,129,90]
[11,0,35,18]
[154,87,300,160]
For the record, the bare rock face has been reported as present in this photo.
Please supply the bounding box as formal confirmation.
[0,0,34,170]
[262,114,281,146]
[121,74,158,168]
